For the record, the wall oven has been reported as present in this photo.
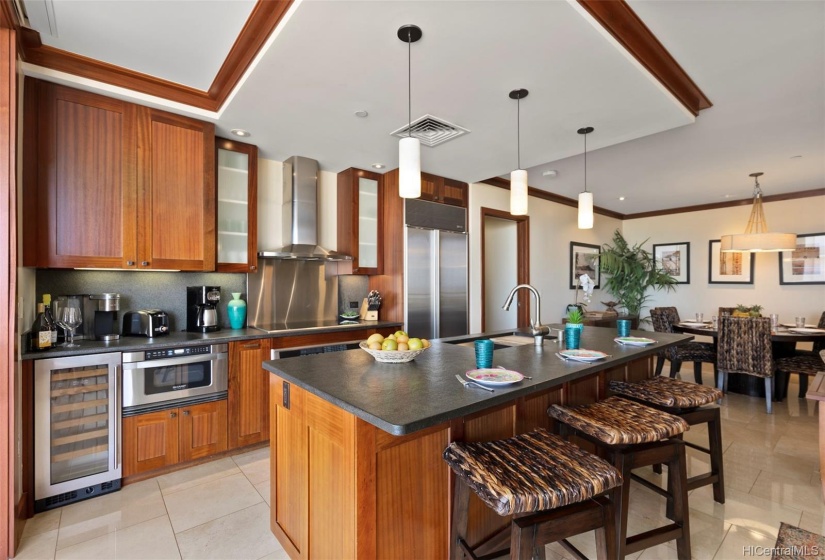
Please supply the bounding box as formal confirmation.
[122,343,228,415]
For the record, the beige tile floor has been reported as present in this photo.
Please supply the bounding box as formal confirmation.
[14,369,825,560]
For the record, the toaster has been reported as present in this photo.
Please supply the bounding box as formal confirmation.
[122,310,170,337]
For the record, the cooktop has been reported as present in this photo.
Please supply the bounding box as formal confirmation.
[251,319,365,334]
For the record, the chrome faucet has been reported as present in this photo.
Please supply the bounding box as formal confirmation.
[502,284,551,346]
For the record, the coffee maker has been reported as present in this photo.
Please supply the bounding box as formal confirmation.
[57,293,121,341]
[187,286,221,332]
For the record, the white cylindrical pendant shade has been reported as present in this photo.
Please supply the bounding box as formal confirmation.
[510,169,528,215]
[578,191,594,229]
[398,137,421,198]
[721,232,797,253]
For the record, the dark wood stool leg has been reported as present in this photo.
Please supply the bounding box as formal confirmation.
[595,496,617,560]
[509,522,534,560]
[611,450,633,559]
[652,463,663,474]
[451,478,471,560]
[655,355,665,377]
[670,359,682,378]
[707,409,725,504]
[693,362,703,385]
[668,442,691,560]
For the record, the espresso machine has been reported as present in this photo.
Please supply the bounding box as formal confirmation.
[187,286,221,332]
[55,293,121,341]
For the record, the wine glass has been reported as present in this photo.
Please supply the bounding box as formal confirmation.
[60,298,83,347]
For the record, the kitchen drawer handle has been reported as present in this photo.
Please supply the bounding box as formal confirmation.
[141,261,150,266]
[170,412,177,418]
[183,410,190,416]
[126,260,135,266]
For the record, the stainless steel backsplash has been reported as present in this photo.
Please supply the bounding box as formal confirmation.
[247,260,342,326]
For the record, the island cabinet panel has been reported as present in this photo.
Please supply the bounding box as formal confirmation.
[270,378,308,559]
[228,340,270,449]
[179,400,227,462]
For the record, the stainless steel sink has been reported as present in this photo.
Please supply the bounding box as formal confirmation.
[445,331,557,349]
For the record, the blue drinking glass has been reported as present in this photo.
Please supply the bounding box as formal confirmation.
[564,326,581,350]
[617,319,631,337]
[474,339,494,369]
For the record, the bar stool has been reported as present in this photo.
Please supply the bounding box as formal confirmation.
[608,377,725,504]
[443,428,623,560]
[548,396,691,559]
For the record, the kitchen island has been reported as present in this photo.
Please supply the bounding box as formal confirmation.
[263,327,692,559]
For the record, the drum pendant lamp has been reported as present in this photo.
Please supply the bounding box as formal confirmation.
[577,127,594,229]
[398,25,422,198]
[509,89,529,215]
[720,172,796,252]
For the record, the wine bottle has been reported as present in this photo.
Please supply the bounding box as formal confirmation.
[30,303,53,351]
[42,294,58,345]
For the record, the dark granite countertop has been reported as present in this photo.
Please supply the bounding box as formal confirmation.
[263,326,693,436]
[21,320,403,360]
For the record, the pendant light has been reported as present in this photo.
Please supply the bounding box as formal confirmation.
[397,25,422,198]
[577,126,594,229]
[720,172,796,252]
[509,89,529,215]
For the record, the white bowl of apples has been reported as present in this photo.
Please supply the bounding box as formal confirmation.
[360,331,431,363]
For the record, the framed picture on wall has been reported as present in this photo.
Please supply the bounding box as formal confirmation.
[708,240,754,284]
[778,232,825,285]
[653,242,690,284]
[569,242,600,289]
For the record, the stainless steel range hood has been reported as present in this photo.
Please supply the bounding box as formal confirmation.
[258,156,352,261]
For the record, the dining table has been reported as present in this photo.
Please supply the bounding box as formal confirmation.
[673,321,825,401]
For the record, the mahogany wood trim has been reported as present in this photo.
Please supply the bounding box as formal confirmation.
[1,25,18,557]
[576,0,712,116]
[21,77,37,266]
[623,188,825,220]
[479,207,530,330]
[480,176,624,220]
[17,1,293,112]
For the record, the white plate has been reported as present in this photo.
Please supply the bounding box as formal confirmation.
[558,349,609,362]
[614,337,657,346]
[788,327,825,334]
[679,321,711,328]
[781,323,816,328]
[465,368,524,386]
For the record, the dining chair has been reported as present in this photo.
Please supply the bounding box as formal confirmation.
[650,307,717,383]
[775,311,825,397]
[718,307,737,318]
[716,316,774,414]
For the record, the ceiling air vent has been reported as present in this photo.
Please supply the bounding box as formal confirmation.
[391,115,470,147]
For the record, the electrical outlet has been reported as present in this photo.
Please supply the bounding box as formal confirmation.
[349,301,359,309]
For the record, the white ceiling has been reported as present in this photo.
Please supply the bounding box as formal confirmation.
[20,0,825,214]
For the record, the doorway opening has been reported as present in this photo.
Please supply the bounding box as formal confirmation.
[480,208,529,331]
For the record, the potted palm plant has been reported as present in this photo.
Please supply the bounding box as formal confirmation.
[599,230,678,322]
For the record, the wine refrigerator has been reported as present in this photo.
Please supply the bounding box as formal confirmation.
[34,352,122,512]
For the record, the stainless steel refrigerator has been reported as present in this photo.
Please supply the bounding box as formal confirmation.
[404,199,469,340]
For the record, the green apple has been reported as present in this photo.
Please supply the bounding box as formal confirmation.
[407,338,423,350]
[394,330,408,338]
[382,338,398,351]
[367,333,384,345]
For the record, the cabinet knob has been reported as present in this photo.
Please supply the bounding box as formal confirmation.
[183,410,190,416]
[250,265,256,271]
[141,261,149,267]
[170,412,177,418]
[126,260,135,266]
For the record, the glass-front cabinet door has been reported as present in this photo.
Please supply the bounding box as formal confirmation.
[216,138,258,272]
[336,168,383,275]
[357,176,379,270]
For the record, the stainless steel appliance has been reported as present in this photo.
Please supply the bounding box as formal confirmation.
[122,343,228,415]
[404,199,469,340]
[187,286,221,332]
[34,352,122,512]
[122,309,170,337]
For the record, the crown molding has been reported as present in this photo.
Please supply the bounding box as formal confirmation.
[15,0,292,112]
[576,0,712,117]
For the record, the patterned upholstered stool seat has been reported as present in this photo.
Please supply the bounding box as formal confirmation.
[443,428,622,559]
[443,428,622,516]
[776,351,825,398]
[548,397,692,558]
[548,396,689,445]
[609,377,722,409]
[609,377,726,505]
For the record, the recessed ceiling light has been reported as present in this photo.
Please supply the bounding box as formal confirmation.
[230,129,251,137]
[791,155,802,159]
[371,163,385,169]
[618,196,626,201]
[354,110,369,118]
[722,194,734,199]
[542,169,558,177]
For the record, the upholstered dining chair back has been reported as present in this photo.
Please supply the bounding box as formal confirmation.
[814,311,825,354]
[717,316,773,378]
[651,308,677,360]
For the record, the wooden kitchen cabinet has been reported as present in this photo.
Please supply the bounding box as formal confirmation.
[228,339,270,449]
[216,138,258,273]
[337,168,383,274]
[22,79,216,270]
[123,400,227,477]
[420,172,468,207]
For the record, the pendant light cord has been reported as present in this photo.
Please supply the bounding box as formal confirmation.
[517,97,521,170]
[584,132,588,193]
[408,29,412,138]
